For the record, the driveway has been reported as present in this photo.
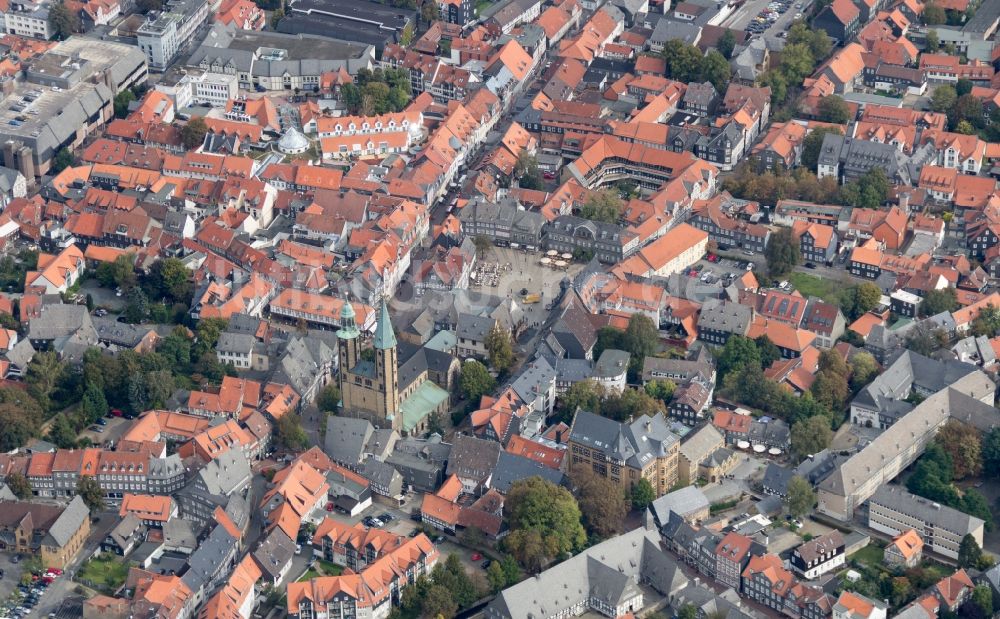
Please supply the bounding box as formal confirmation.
[81,280,124,312]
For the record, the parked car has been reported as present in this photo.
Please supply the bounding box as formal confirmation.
[295,544,302,555]
[378,513,394,522]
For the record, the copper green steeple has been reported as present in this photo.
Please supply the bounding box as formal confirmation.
[372,299,396,350]
[337,298,360,339]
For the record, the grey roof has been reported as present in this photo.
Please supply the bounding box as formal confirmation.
[446,434,502,484]
[196,450,251,496]
[651,18,701,45]
[0,166,22,195]
[456,313,495,343]
[554,358,593,383]
[510,356,556,404]
[490,452,564,494]
[181,521,237,592]
[853,350,978,414]
[107,514,144,550]
[216,332,256,355]
[648,485,710,524]
[487,528,686,619]
[252,527,295,581]
[679,425,725,463]
[4,339,35,369]
[163,518,198,551]
[28,304,96,342]
[92,316,157,348]
[593,349,630,379]
[697,299,753,335]
[821,370,996,500]
[325,417,374,466]
[642,356,714,384]
[870,484,984,536]
[570,410,679,470]
[46,495,89,547]
[271,335,336,397]
[360,458,401,489]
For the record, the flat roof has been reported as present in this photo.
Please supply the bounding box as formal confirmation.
[224,29,370,60]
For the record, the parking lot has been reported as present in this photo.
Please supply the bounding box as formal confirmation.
[0,554,25,610]
[723,0,812,37]
[77,415,130,447]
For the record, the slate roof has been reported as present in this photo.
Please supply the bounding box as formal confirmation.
[324,417,374,466]
[446,434,501,485]
[569,409,679,470]
[252,527,295,582]
[490,451,564,494]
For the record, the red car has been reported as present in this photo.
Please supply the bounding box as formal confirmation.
[543,172,556,179]
[471,553,482,561]
[47,568,63,575]
[110,409,124,418]
[325,502,335,512]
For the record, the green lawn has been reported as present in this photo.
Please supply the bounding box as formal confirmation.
[77,554,129,590]
[788,272,848,306]
[297,568,320,582]
[316,559,343,576]
[848,543,885,567]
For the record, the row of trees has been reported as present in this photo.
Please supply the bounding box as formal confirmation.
[930,83,1000,137]
[391,554,489,619]
[96,256,195,325]
[907,432,994,532]
[723,160,890,209]
[557,379,674,424]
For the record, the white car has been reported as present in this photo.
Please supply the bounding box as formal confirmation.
[295,544,302,555]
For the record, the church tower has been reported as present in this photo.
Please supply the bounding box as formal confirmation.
[372,299,400,429]
[336,299,361,398]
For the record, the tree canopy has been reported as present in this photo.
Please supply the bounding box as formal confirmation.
[765,227,801,276]
[786,476,815,518]
[181,117,208,150]
[504,476,587,572]
[579,189,624,223]
[460,360,496,404]
[790,416,833,461]
[570,467,629,539]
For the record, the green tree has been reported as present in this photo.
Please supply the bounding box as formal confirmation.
[4,472,32,499]
[48,1,79,39]
[801,127,843,171]
[270,7,284,28]
[81,383,109,425]
[848,352,879,391]
[717,335,761,379]
[956,78,974,96]
[580,188,623,223]
[643,379,675,404]
[486,560,507,592]
[817,95,850,124]
[924,1,946,24]
[787,23,831,60]
[983,427,1000,477]
[557,379,604,421]
[950,93,986,131]
[920,287,958,316]
[971,585,994,618]
[718,29,736,58]
[786,475,815,518]
[778,43,815,83]
[971,305,1000,337]
[931,85,958,113]
[181,116,208,150]
[570,467,628,538]
[26,351,66,413]
[420,0,440,23]
[765,227,801,276]
[600,391,661,422]
[114,90,136,119]
[515,151,543,190]
[473,235,492,260]
[661,40,704,82]
[124,286,149,324]
[193,317,228,358]
[842,282,882,320]
[460,360,496,404]
[961,489,994,531]
[677,604,699,619]
[485,324,514,375]
[758,70,788,106]
[811,349,850,411]
[276,412,309,451]
[316,383,341,413]
[400,22,414,47]
[936,420,982,480]
[96,254,136,290]
[700,49,731,92]
[51,147,74,174]
[76,475,105,512]
[630,477,656,510]
[755,335,781,369]
[959,533,984,569]
[147,258,192,303]
[791,416,833,460]
[421,585,458,618]
[46,414,78,449]
[925,28,940,51]
[504,476,586,571]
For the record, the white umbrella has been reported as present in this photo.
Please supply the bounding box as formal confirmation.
[737,440,750,449]
[561,253,572,260]
[769,448,782,455]
[547,250,558,257]
[540,257,551,265]
[753,444,766,453]
[555,260,567,268]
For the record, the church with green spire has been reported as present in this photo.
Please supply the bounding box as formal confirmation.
[337,298,448,435]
